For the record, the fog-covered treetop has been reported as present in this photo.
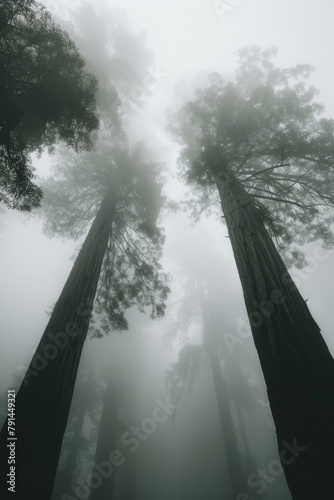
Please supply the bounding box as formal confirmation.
[40,141,170,332]
[168,46,334,267]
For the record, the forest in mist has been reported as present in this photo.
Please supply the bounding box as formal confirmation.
[1,1,334,499]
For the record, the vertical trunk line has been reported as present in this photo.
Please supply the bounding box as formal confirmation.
[90,380,121,500]
[0,182,120,500]
[212,168,334,498]
[199,290,249,497]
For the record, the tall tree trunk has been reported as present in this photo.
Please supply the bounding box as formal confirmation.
[0,182,119,500]
[213,168,334,498]
[202,312,250,497]
[234,407,256,477]
[90,379,121,500]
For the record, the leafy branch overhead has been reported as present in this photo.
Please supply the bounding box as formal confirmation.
[41,143,170,334]
[169,46,334,267]
[0,0,100,210]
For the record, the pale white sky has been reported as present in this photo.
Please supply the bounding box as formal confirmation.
[42,0,334,114]
[107,0,334,115]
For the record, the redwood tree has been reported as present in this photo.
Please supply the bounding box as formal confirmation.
[169,46,334,498]
[0,144,169,500]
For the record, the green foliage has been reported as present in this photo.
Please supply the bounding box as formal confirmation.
[0,0,100,210]
[40,143,170,334]
[0,130,42,210]
[169,46,334,266]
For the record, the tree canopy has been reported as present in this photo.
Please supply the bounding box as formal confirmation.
[0,0,100,211]
[41,141,170,333]
[169,46,334,267]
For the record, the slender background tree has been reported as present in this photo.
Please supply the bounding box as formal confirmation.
[164,243,283,498]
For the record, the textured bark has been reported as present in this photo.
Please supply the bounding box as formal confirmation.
[0,183,119,500]
[213,168,334,498]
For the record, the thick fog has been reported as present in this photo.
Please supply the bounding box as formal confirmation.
[1,1,334,499]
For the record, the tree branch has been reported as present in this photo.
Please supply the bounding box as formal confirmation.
[238,163,290,183]
[251,193,309,209]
